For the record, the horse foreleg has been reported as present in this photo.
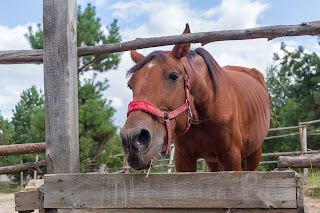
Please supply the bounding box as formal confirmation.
[206,161,224,172]
[244,145,262,171]
[220,146,242,171]
[174,149,197,172]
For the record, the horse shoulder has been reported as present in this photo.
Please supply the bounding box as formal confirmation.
[223,65,266,88]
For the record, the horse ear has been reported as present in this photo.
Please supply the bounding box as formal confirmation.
[131,50,145,64]
[172,23,191,60]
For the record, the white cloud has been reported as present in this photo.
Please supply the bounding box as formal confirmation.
[0,23,44,120]
[108,96,124,108]
[78,0,108,7]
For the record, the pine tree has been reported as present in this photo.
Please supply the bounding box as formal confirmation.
[22,3,123,172]
[25,3,122,74]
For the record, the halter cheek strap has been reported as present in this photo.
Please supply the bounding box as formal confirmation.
[127,69,192,155]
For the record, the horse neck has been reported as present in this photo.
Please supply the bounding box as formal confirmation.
[185,56,234,123]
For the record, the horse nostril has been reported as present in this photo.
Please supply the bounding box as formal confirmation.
[120,130,129,153]
[137,129,150,147]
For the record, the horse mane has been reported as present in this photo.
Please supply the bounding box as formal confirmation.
[187,47,219,93]
[127,51,167,77]
[127,48,219,93]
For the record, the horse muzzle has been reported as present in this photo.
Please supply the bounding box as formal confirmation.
[120,123,164,170]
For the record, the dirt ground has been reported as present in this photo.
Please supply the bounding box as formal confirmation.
[0,193,319,212]
[0,193,38,213]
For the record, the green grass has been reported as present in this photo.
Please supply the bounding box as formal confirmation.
[308,169,320,187]
[0,183,19,193]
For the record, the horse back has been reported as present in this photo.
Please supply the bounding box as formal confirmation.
[223,65,266,89]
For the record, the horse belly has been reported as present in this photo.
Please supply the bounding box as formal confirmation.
[227,70,270,156]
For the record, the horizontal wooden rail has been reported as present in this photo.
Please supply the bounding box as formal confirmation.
[265,132,300,140]
[0,142,45,156]
[268,126,300,132]
[262,150,320,157]
[43,172,303,211]
[299,119,320,125]
[1,21,320,64]
[0,160,46,174]
[278,154,320,168]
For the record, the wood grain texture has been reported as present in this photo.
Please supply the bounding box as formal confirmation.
[0,142,45,156]
[44,172,299,209]
[56,208,299,213]
[1,21,320,64]
[43,0,79,174]
[278,154,320,168]
[15,191,39,211]
[295,173,304,213]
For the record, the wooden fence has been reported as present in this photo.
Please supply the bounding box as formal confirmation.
[1,0,320,212]
[1,117,319,174]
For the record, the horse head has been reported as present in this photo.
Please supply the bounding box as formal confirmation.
[120,24,195,170]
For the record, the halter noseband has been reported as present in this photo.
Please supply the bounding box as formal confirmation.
[126,65,192,155]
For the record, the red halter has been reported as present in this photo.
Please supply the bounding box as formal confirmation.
[127,66,192,155]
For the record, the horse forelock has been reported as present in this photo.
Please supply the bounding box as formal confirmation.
[127,51,167,77]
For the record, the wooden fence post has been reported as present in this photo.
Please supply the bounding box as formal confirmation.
[43,0,79,174]
[20,160,23,190]
[34,155,38,179]
[299,124,308,183]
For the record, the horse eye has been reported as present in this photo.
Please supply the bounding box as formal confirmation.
[169,73,179,81]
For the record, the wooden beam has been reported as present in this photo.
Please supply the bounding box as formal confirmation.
[1,21,320,64]
[278,154,320,168]
[299,119,320,125]
[0,160,46,174]
[15,191,40,212]
[56,209,300,213]
[0,142,45,156]
[43,0,79,174]
[262,150,320,157]
[268,126,300,132]
[44,172,299,209]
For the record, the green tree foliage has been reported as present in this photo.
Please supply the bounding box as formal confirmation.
[7,79,123,172]
[79,76,123,172]
[9,86,46,167]
[11,86,45,144]
[19,3,124,172]
[263,41,320,169]
[25,3,122,74]
[0,112,14,146]
[0,112,16,167]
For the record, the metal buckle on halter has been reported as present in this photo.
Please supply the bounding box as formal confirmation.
[187,108,193,124]
[163,111,169,121]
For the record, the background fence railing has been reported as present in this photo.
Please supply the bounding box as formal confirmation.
[1,118,319,177]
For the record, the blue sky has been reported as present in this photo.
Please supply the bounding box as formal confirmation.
[2,0,320,27]
[0,0,319,127]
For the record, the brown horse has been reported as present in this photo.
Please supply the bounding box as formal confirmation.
[120,24,270,172]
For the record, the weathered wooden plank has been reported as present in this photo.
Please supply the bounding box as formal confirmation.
[295,173,304,213]
[44,172,298,209]
[56,208,299,213]
[1,21,320,64]
[43,0,79,174]
[0,142,45,156]
[15,191,39,211]
[278,154,320,168]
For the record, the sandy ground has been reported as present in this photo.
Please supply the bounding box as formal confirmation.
[0,193,38,213]
[0,192,319,212]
